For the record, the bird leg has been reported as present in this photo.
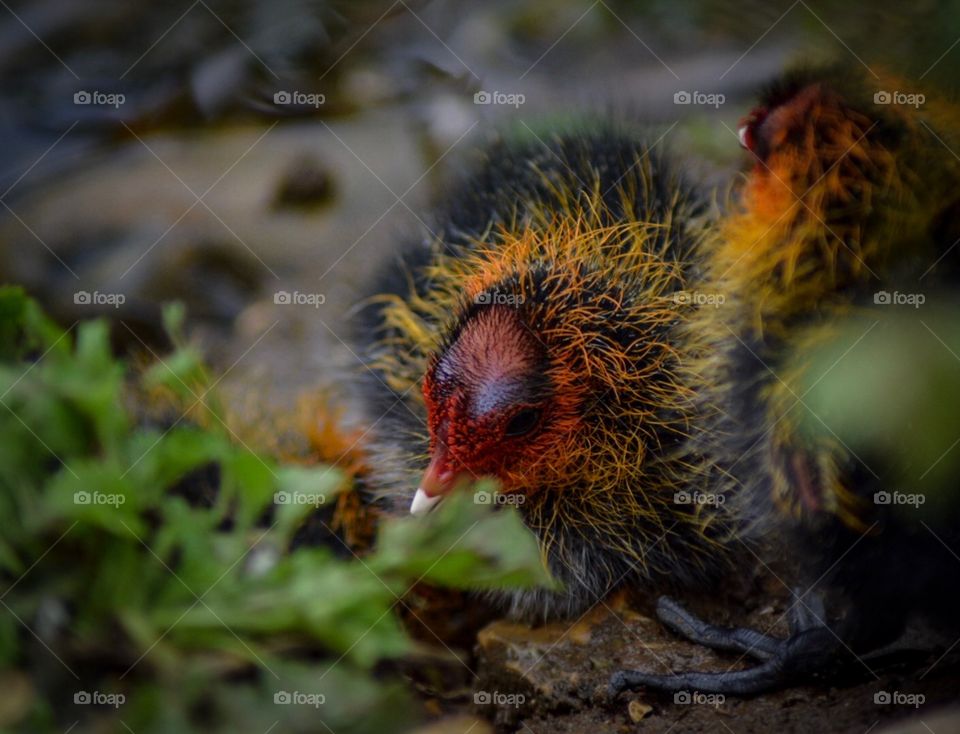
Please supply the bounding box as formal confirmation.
[609,593,846,697]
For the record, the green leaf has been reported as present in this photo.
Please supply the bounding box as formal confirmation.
[0,286,66,361]
[162,302,188,346]
[272,464,347,539]
[371,483,556,590]
[143,345,209,399]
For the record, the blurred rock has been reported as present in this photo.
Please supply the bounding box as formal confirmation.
[0,113,428,387]
[473,600,685,727]
[271,154,337,210]
[627,699,653,721]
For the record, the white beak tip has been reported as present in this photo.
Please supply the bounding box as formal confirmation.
[737,125,749,149]
[410,487,444,516]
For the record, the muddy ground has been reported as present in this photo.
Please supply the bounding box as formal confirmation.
[457,590,960,733]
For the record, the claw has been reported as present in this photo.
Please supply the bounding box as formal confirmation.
[608,594,843,698]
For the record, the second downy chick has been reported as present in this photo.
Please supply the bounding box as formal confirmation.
[612,65,960,696]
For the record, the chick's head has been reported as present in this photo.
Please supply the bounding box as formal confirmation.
[412,302,585,514]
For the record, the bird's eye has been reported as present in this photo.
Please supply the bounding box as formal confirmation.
[737,106,768,155]
[504,408,541,437]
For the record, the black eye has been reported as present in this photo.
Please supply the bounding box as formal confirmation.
[504,408,541,437]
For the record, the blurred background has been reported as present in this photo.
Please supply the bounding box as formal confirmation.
[4,2,960,733]
[3,0,958,413]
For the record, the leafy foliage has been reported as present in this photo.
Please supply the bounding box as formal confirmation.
[0,287,552,733]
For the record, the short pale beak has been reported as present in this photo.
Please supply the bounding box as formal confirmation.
[410,488,443,515]
[410,454,458,516]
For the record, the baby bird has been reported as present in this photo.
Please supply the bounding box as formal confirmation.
[612,66,960,695]
[355,126,740,620]
[359,67,960,695]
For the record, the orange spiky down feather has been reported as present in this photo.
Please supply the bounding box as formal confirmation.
[685,65,960,529]
[609,66,960,698]
[358,74,960,625]
[356,131,742,619]
[711,72,958,330]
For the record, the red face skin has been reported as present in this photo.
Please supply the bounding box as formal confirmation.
[417,306,559,505]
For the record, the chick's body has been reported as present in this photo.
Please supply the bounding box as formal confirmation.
[692,67,960,619]
[609,67,960,695]
[357,128,740,620]
[356,67,960,693]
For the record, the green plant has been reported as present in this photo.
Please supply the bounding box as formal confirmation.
[0,287,552,733]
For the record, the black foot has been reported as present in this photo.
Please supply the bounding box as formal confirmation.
[609,593,841,697]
